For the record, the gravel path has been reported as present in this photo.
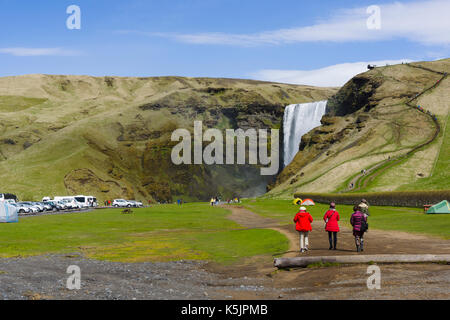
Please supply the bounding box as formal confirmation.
[0,254,218,300]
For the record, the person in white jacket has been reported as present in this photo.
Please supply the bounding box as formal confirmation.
[358,199,370,218]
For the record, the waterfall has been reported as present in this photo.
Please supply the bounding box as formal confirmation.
[283,100,327,167]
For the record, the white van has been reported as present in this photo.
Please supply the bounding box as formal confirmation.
[54,196,82,209]
[87,196,97,207]
[73,195,97,208]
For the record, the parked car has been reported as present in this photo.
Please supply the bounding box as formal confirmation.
[39,202,53,211]
[113,199,133,208]
[10,203,31,214]
[21,202,43,212]
[19,202,39,213]
[57,201,68,210]
[32,202,46,212]
[60,199,74,209]
[128,200,143,207]
[45,200,64,211]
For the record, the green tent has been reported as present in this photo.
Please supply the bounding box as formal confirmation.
[426,200,450,214]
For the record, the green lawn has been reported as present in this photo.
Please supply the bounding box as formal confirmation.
[242,199,450,239]
[0,203,288,264]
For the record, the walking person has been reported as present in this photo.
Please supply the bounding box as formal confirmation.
[323,202,340,250]
[359,199,370,217]
[293,206,313,253]
[350,205,368,252]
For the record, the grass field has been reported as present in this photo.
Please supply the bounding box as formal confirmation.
[242,199,450,239]
[0,203,289,264]
[1,200,447,265]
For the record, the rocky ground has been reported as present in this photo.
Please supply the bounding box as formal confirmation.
[0,253,448,300]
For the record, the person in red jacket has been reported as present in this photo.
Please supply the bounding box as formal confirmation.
[293,206,313,253]
[323,202,340,250]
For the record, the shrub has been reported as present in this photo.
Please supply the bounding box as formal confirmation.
[293,190,450,208]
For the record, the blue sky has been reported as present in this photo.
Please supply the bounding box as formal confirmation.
[0,0,449,86]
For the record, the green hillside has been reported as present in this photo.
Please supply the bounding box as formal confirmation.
[269,58,450,198]
[0,75,336,202]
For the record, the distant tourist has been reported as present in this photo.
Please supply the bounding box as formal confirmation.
[210,198,215,206]
[350,205,368,252]
[293,206,313,253]
[323,202,340,250]
[359,199,370,217]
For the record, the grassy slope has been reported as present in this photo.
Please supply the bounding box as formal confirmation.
[0,203,289,264]
[242,199,450,239]
[358,71,450,192]
[269,59,450,196]
[392,112,450,191]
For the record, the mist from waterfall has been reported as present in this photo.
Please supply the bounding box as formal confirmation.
[283,100,327,167]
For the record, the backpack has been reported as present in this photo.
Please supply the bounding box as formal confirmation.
[360,219,369,232]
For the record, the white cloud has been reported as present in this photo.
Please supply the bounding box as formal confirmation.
[0,47,80,57]
[251,59,413,87]
[151,0,450,46]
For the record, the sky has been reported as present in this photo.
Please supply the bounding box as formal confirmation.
[0,0,449,86]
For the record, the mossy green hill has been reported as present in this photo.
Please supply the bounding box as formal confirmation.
[0,75,336,202]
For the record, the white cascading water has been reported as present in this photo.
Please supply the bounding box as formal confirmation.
[283,100,327,167]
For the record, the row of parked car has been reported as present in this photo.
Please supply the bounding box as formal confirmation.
[4,195,99,215]
[3,195,144,214]
[9,200,78,214]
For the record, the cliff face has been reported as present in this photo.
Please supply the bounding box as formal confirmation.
[326,75,382,116]
[269,59,450,196]
[0,75,336,202]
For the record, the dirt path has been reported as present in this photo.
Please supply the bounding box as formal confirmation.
[223,205,450,257]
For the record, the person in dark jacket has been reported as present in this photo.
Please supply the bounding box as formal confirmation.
[293,206,313,253]
[323,202,340,250]
[350,205,367,252]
